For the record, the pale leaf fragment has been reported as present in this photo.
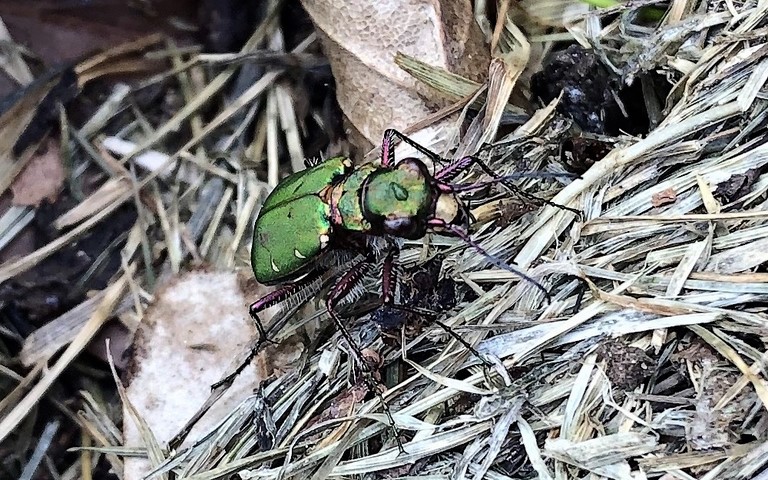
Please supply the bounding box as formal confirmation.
[544,433,658,479]
[10,139,65,207]
[300,0,490,142]
[123,270,289,480]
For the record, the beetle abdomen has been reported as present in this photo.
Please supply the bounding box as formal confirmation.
[252,194,332,284]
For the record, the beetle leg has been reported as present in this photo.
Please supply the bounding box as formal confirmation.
[383,128,582,215]
[326,256,406,454]
[381,246,493,367]
[385,302,495,368]
[247,268,326,342]
[381,245,480,357]
[428,218,552,303]
[380,129,397,167]
[433,155,475,182]
[382,128,447,165]
[387,127,582,215]
[212,270,325,391]
[439,154,583,216]
[380,128,448,169]
[381,246,398,306]
[247,283,309,344]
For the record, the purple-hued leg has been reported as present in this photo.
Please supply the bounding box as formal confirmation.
[384,301,492,367]
[381,129,446,167]
[435,156,575,185]
[427,218,552,303]
[382,128,581,216]
[211,270,324,391]
[249,270,323,340]
[448,172,577,193]
[326,255,406,453]
[436,154,582,216]
[379,246,493,367]
[434,155,475,182]
[435,153,507,183]
[381,129,397,167]
[381,247,398,305]
[326,258,372,315]
[380,129,530,199]
[326,258,377,362]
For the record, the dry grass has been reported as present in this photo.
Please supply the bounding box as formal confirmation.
[2,1,768,479]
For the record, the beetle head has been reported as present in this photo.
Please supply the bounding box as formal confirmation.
[361,158,434,239]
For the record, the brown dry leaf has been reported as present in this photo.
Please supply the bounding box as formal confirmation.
[596,340,654,392]
[651,187,677,207]
[300,0,491,143]
[0,1,195,69]
[714,168,761,203]
[123,269,299,480]
[10,138,65,206]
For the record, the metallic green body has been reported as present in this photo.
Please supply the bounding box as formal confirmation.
[252,157,350,284]
[251,155,436,284]
[261,156,350,211]
[252,195,332,284]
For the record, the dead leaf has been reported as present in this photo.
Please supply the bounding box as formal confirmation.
[596,340,654,392]
[0,1,196,69]
[651,187,677,207]
[123,269,287,480]
[300,0,490,143]
[714,168,761,204]
[10,138,65,207]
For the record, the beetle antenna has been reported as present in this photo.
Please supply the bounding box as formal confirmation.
[429,219,551,303]
[437,155,582,216]
[449,171,578,193]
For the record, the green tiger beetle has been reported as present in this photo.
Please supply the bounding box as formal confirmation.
[240,129,575,451]
[250,130,561,312]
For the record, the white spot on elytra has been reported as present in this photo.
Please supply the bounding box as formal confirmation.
[294,249,306,259]
[271,259,280,272]
[319,234,330,247]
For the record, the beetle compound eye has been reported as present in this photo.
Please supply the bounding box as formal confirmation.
[397,158,429,180]
[383,215,423,239]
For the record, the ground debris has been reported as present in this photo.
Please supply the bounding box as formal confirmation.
[3,2,768,480]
